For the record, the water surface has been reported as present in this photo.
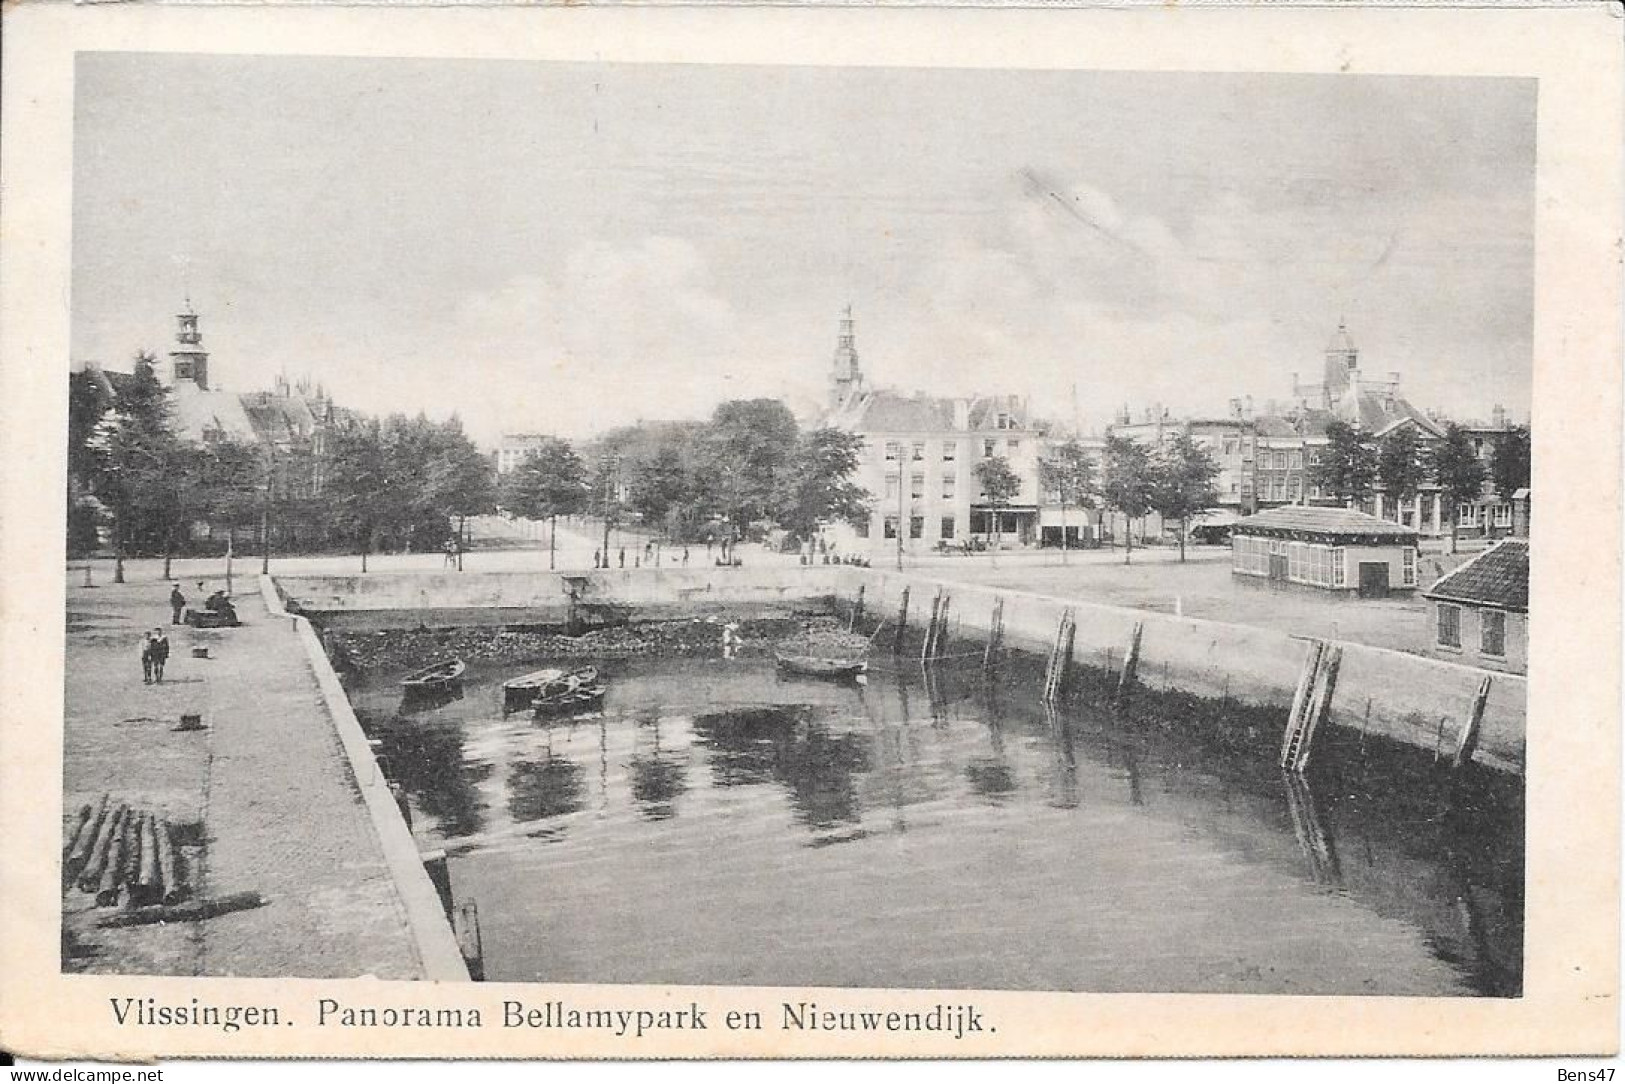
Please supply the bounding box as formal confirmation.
[350,654,1522,995]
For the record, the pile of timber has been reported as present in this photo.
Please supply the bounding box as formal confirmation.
[61,796,191,912]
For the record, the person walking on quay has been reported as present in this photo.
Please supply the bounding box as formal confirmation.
[169,583,187,625]
[682,547,690,567]
[443,537,459,569]
[618,547,626,568]
[593,549,602,569]
[149,628,171,684]
[140,631,157,685]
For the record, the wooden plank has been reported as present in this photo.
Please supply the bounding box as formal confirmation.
[1280,639,1325,768]
[1292,645,1343,773]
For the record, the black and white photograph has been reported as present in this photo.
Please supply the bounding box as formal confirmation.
[2,2,1619,1064]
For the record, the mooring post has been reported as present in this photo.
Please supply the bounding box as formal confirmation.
[893,586,911,654]
[850,584,866,632]
[1452,676,1493,770]
[984,597,1004,671]
[935,594,952,660]
[922,591,942,662]
[1055,610,1076,701]
[454,900,485,982]
[1116,621,1145,699]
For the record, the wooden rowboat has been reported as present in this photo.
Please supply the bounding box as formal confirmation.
[502,666,598,712]
[401,658,466,695]
[774,653,867,680]
[532,681,606,717]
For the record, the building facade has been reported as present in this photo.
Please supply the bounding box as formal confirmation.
[822,311,1047,556]
[1231,506,1420,597]
[496,433,556,474]
[1422,539,1528,673]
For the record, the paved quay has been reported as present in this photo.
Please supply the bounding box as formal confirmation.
[64,567,426,979]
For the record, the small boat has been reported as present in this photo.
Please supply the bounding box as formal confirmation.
[401,658,466,696]
[502,666,598,712]
[774,652,867,680]
[532,680,607,717]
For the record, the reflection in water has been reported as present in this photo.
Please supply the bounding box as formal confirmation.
[376,717,488,839]
[348,654,1523,996]
[507,754,586,826]
[628,711,688,820]
[690,705,869,830]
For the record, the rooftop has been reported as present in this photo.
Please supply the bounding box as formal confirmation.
[1233,505,1420,542]
[1423,539,1529,612]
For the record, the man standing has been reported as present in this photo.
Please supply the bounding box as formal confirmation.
[150,629,171,684]
[140,631,156,684]
[169,583,187,625]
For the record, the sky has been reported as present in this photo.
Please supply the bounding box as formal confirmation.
[71,54,1536,446]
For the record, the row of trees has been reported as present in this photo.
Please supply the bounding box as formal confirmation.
[68,353,497,574]
[1311,420,1530,551]
[498,399,871,563]
[984,432,1222,565]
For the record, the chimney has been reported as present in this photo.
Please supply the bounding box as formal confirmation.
[1492,403,1507,428]
[1389,371,1402,388]
[952,399,970,429]
[1244,395,1254,419]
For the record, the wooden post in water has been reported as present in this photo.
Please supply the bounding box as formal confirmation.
[1116,621,1145,700]
[922,591,942,662]
[1452,676,1493,770]
[1280,639,1326,768]
[934,594,952,660]
[455,900,486,981]
[850,585,866,632]
[983,598,1005,671]
[893,586,911,654]
[1292,644,1342,773]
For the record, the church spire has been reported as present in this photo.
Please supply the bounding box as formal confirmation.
[829,304,863,408]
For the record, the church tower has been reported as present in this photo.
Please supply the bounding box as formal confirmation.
[829,304,863,408]
[1321,319,1358,406]
[168,301,210,390]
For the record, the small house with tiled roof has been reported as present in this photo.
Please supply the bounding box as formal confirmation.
[1231,505,1420,597]
[1422,539,1528,673]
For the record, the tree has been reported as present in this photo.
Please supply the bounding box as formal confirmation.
[702,399,800,538]
[324,418,391,571]
[1430,423,1489,555]
[94,353,186,582]
[1376,426,1427,520]
[777,428,871,542]
[1312,421,1378,507]
[503,437,588,569]
[1038,440,1097,564]
[1491,424,1531,500]
[67,370,112,557]
[1101,435,1155,565]
[973,455,1022,563]
[421,417,498,568]
[1150,432,1220,563]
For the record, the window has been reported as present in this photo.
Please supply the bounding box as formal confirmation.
[1494,503,1513,527]
[983,439,996,458]
[1307,449,1321,466]
[910,515,924,540]
[996,413,1011,430]
[1223,439,1238,458]
[1458,503,1477,526]
[1402,547,1417,587]
[911,441,926,462]
[1480,609,1506,656]
[1008,440,1021,454]
[1287,478,1300,499]
[1331,548,1346,588]
[884,475,899,500]
[1290,451,1303,469]
[1271,481,1285,501]
[942,443,957,463]
[854,518,870,539]
[940,516,956,540]
[910,473,925,500]
[1437,603,1461,648]
[883,516,898,540]
[1230,482,1239,494]
[942,475,956,500]
[884,441,901,463]
[1310,484,1323,499]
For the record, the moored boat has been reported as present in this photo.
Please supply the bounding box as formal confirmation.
[401,658,466,696]
[502,666,599,712]
[774,652,867,680]
[532,680,607,717]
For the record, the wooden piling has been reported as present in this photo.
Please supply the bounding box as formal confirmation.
[921,592,942,662]
[892,587,910,654]
[983,598,1005,670]
[63,796,107,888]
[138,813,161,903]
[156,818,181,904]
[1453,676,1493,770]
[97,891,267,928]
[79,804,126,893]
[850,585,866,632]
[1116,622,1145,699]
[455,901,486,982]
[96,811,131,907]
